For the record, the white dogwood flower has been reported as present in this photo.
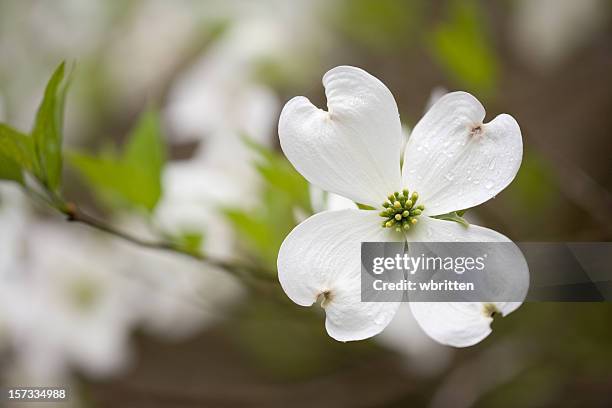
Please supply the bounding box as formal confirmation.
[5,223,140,381]
[277,66,526,345]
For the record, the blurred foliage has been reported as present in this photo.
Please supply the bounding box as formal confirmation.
[334,0,426,52]
[232,297,379,380]
[0,124,33,184]
[430,0,499,96]
[68,109,166,212]
[173,231,205,256]
[506,148,558,215]
[224,138,311,269]
[476,303,612,407]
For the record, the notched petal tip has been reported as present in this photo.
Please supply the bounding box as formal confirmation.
[403,92,523,216]
[482,302,500,318]
[277,66,404,206]
[316,290,333,308]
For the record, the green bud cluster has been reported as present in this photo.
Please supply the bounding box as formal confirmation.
[379,189,424,232]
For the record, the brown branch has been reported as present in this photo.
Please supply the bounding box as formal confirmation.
[60,203,278,285]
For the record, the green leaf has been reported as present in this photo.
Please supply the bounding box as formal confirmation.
[124,109,165,177]
[433,211,470,227]
[430,0,498,95]
[0,123,36,183]
[224,188,299,269]
[172,231,204,256]
[31,62,71,192]
[221,138,314,267]
[224,208,276,256]
[68,109,166,212]
[243,136,311,211]
[0,154,23,183]
[123,108,165,208]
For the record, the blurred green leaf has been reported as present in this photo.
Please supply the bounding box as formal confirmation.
[123,109,165,194]
[0,154,23,183]
[430,0,498,95]
[232,298,379,380]
[244,137,311,211]
[335,0,425,52]
[175,231,204,255]
[224,208,275,255]
[68,109,166,212]
[223,138,311,267]
[31,62,71,192]
[0,123,36,184]
[509,149,557,212]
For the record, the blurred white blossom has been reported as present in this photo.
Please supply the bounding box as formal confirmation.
[118,243,244,340]
[0,184,28,275]
[111,214,245,339]
[105,0,204,105]
[2,223,138,381]
[154,162,238,258]
[0,184,30,353]
[309,185,356,214]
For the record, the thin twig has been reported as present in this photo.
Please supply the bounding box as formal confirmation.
[60,202,278,284]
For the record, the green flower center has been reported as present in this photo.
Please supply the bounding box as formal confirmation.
[379,189,424,232]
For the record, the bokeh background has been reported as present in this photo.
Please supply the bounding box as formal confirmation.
[1,0,611,407]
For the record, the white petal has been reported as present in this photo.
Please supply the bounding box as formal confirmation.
[409,302,494,347]
[402,92,522,216]
[407,217,528,347]
[278,209,402,341]
[279,66,403,207]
